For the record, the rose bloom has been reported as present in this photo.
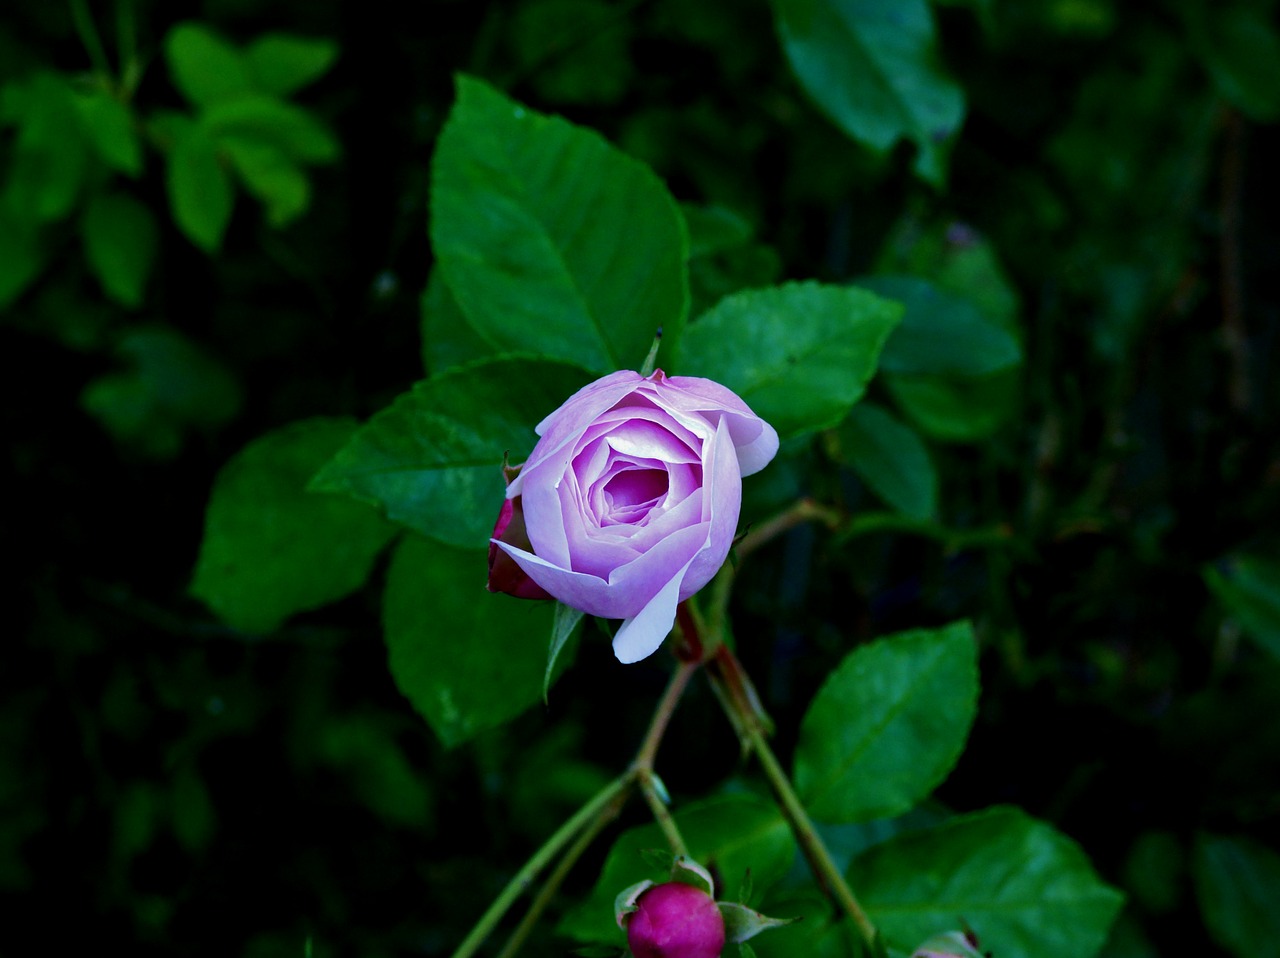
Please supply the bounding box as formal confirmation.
[488,369,778,663]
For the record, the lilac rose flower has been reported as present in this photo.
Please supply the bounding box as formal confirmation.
[488,369,778,664]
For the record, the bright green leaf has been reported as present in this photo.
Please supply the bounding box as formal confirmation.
[681,281,902,439]
[81,191,158,308]
[75,90,143,177]
[310,357,594,550]
[770,0,965,185]
[191,417,397,633]
[849,807,1124,958]
[795,622,978,823]
[164,22,252,108]
[3,72,89,224]
[203,95,340,165]
[860,275,1021,377]
[382,534,560,746]
[431,75,688,374]
[420,268,495,375]
[1193,833,1280,958]
[244,33,339,97]
[559,794,797,943]
[545,602,584,703]
[831,402,937,520]
[221,137,310,226]
[1204,555,1280,661]
[167,123,234,252]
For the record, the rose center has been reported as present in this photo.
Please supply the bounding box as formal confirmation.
[601,468,669,523]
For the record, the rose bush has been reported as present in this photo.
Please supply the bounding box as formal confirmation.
[488,369,778,663]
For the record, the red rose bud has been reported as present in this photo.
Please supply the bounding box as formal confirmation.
[624,882,726,958]
[487,496,551,599]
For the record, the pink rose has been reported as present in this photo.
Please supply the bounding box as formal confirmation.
[488,369,778,663]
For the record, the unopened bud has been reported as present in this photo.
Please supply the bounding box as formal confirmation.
[623,881,726,958]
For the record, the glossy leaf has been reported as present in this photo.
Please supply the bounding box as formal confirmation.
[849,807,1125,958]
[382,534,558,747]
[1193,833,1280,958]
[310,357,594,550]
[1204,555,1280,661]
[795,622,977,823]
[431,75,688,374]
[191,417,397,633]
[771,0,965,184]
[545,602,584,703]
[245,33,339,97]
[682,281,902,439]
[165,22,252,108]
[831,402,937,520]
[559,794,797,943]
[81,192,158,308]
[420,268,492,375]
[167,123,234,252]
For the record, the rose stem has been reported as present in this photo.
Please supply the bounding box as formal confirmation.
[449,772,634,958]
[632,658,699,858]
[494,785,629,958]
[709,643,878,950]
[452,655,700,958]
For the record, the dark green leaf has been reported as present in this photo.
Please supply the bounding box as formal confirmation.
[770,0,965,185]
[167,123,234,252]
[831,402,937,520]
[3,72,89,224]
[795,622,978,822]
[204,96,340,165]
[883,371,1018,443]
[545,602,584,703]
[682,281,902,439]
[1193,833,1280,958]
[164,22,252,108]
[682,203,754,257]
[310,357,594,550]
[749,892,860,958]
[191,417,397,633]
[1204,555,1280,661]
[507,0,632,105]
[222,138,310,226]
[244,34,339,97]
[382,534,559,746]
[559,794,797,943]
[81,191,158,308]
[860,275,1021,377]
[431,75,688,374]
[420,268,494,375]
[848,807,1124,958]
[1183,3,1280,122]
[0,209,46,309]
[75,90,143,177]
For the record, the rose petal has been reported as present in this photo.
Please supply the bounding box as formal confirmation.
[612,563,691,664]
[677,416,741,597]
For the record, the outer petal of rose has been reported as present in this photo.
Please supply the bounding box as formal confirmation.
[679,416,742,596]
[493,522,707,620]
[611,564,692,664]
[658,375,780,476]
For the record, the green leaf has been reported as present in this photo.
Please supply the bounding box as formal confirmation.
[770,0,966,185]
[545,603,585,703]
[681,281,902,440]
[81,191,158,308]
[221,138,310,226]
[164,22,252,108]
[559,794,797,943]
[431,75,688,374]
[167,123,234,252]
[311,357,594,550]
[849,807,1125,958]
[382,534,560,746]
[682,203,754,257]
[244,33,339,97]
[830,402,937,520]
[1193,833,1280,958]
[3,72,89,224]
[203,95,340,165]
[794,622,978,823]
[75,90,143,177]
[191,417,397,633]
[1204,555,1280,661]
[0,209,46,309]
[420,268,493,375]
[883,371,1018,443]
[1183,3,1280,123]
[748,892,860,958]
[859,275,1021,377]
